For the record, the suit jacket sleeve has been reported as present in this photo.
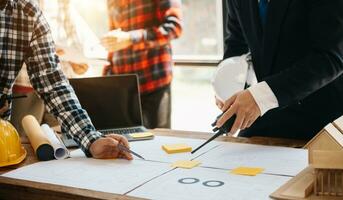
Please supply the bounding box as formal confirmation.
[264,0,343,107]
[223,0,249,59]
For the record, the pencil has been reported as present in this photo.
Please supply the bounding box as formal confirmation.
[117,143,145,160]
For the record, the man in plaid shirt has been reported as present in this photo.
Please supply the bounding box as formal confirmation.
[0,0,132,160]
[102,0,182,129]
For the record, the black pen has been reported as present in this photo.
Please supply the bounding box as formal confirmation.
[101,135,145,160]
[191,114,237,154]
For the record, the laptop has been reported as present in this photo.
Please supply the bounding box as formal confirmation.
[61,74,152,147]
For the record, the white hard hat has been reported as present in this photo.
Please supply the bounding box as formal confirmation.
[212,55,248,101]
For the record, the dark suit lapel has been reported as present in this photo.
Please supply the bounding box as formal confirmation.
[261,0,292,77]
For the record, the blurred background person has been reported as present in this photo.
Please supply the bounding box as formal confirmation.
[101,0,183,129]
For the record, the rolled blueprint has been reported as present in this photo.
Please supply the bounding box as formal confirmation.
[22,115,54,161]
[41,124,69,160]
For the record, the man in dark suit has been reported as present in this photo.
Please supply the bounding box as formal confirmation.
[216,0,343,140]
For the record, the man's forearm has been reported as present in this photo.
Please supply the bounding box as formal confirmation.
[25,9,101,157]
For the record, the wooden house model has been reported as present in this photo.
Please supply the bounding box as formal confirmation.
[271,115,343,200]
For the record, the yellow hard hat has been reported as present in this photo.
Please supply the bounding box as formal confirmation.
[0,119,27,167]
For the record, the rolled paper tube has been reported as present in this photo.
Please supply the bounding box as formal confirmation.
[41,124,69,160]
[22,115,54,161]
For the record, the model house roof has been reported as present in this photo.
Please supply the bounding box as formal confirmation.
[304,123,343,150]
[334,116,343,133]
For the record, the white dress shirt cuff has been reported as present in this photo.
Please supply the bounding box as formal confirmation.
[248,81,279,116]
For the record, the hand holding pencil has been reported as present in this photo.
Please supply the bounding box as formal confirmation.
[89,134,134,160]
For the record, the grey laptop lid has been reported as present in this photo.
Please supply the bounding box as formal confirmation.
[69,75,143,130]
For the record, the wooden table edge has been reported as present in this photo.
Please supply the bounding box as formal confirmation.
[0,176,146,200]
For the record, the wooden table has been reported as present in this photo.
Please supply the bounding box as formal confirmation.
[0,129,306,200]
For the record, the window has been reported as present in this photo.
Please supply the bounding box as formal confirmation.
[171,67,220,132]
[172,0,224,62]
[70,0,108,37]
[71,0,223,61]
[44,0,224,62]
[171,0,223,132]
[41,0,224,132]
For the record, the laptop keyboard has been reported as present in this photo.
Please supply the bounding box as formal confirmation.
[62,127,149,147]
[101,127,146,135]
[65,127,146,139]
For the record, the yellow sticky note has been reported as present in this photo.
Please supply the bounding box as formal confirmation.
[162,144,192,154]
[231,167,264,176]
[129,132,154,138]
[172,160,201,169]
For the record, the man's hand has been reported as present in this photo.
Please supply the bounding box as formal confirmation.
[100,30,132,52]
[89,134,133,160]
[216,90,261,134]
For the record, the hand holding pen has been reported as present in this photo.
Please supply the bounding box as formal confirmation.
[89,134,134,160]
[215,90,260,134]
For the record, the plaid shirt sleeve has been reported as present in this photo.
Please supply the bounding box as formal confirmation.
[24,8,102,157]
[129,0,183,51]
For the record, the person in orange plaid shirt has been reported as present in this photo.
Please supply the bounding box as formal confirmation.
[101,0,182,129]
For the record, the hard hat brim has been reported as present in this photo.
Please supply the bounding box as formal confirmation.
[0,146,27,167]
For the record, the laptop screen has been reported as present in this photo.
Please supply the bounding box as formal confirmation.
[69,75,143,130]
